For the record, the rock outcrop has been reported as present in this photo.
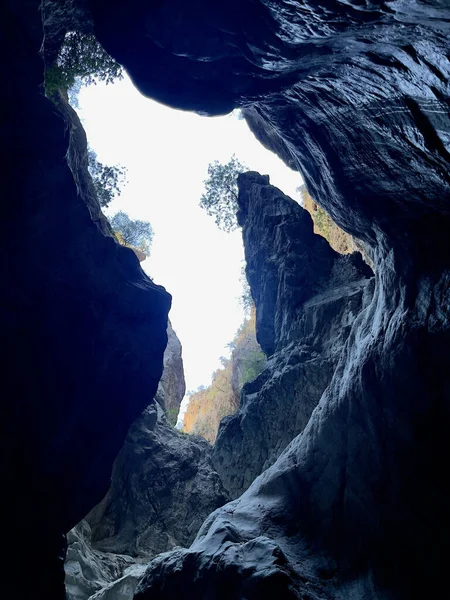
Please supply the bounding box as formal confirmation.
[156,321,185,424]
[65,521,144,600]
[86,403,228,559]
[85,4,450,597]
[66,405,228,600]
[135,172,450,600]
[212,174,373,498]
[65,325,227,599]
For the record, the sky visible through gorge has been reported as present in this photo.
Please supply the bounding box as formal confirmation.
[76,74,301,411]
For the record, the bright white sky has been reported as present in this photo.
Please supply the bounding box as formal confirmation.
[76,74,302,400]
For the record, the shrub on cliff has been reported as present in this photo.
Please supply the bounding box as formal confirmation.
[88,150,127,208]
[298,186,353,254]
[199,155,247,232]
[109,211,154,257]
[45,32,123,95]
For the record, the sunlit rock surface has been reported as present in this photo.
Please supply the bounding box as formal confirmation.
[156,321,186,423]
[183,312,264,444]
[212,173,373,498]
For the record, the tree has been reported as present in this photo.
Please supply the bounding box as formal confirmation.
[109,212,154,256]
[88,150,127,208]
[68,77,83,108]
[199,155,247,232]
[45,32,123,96]
[239,262,254,316]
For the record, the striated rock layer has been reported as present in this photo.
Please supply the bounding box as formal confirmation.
[212,173,373,498]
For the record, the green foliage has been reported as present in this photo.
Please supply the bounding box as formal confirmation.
[199,155,247,232]
[166,407,179,427]
[182,308,266,443]
[68,77,83,108]
[88,150,127,208]
[45,32,123,96]
[109,211,154,256]
[239,349,266,387]
[239,262,254,316]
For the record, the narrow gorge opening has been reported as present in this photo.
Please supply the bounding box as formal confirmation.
[6,2,449,599]
[51,32,366,598]
[69,68,302,425]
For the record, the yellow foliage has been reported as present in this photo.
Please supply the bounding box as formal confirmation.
[182,308,265,443]
[300,188,353,255]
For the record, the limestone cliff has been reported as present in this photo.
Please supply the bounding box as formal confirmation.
[182,310,265,443]
[211,174,373,498]
[155,321,185,425]
[65,325,227,600]
[4,1,450,599]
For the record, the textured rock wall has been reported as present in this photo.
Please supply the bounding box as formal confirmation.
[1,3,169,597]
[135,177,450,600]
[65,323,226,600]
[66,405,228,600]
[5,0,450,598]
[87,404,228,558]
[156,321,186,423]
[212,174,373,498]
[82,4,450,597]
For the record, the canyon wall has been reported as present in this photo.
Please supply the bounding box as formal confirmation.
[1,3,170,597]
[3,1,450,598]
[65,324,228,600]
[212,173,373,498]
[85,4,450,596]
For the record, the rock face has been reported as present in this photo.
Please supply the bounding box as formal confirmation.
[85,4,450,598]
[212,174,373,498]
[66,405,228,599]
[1,3,170,598]
[5,1,450,598]
[156,321,186,424]
[65,325,227,599]
[86,403,228,559]
[65,521,143,600]
[182,361,237,443]
[135,173,450,600]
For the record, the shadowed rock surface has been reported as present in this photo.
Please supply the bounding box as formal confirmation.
[3,0,450,598]
[65,325,227,599]
[85,4,450,597]
[87,404,228,558]
[1,3,170,598]
[135,174,450,600]
[212,174,373,498]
